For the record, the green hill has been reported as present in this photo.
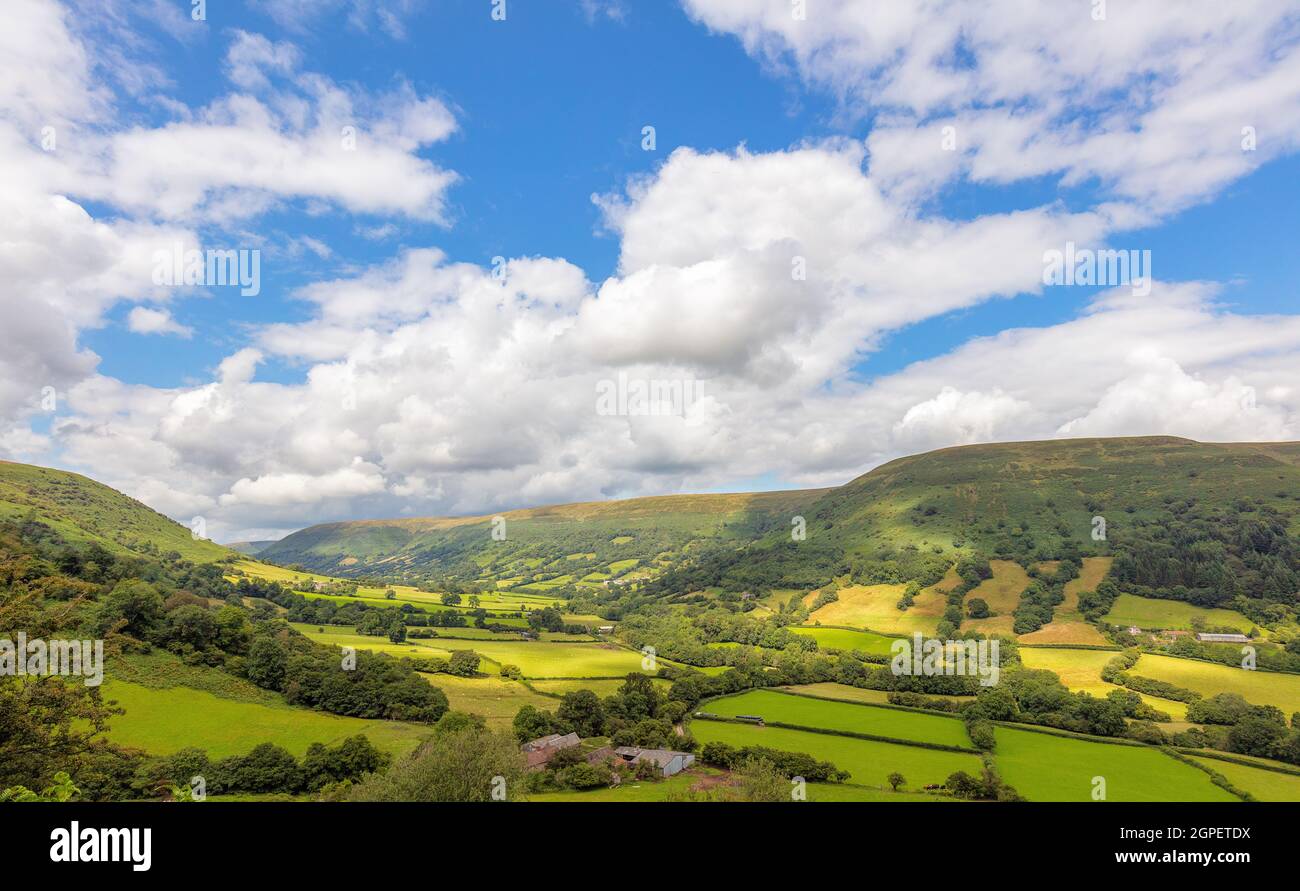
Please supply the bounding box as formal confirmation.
[813,435,1300,560]
[262,437,1300,607]
[261,489,828,582]
[0,460,233,563]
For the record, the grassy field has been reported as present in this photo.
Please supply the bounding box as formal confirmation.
[422,674,555,730]
[1186,757,1300,802]
[529,767,950,802]
[1017,649,1188,720]
[1017,621,1110,646]
[99,680,430,759]
[291,623,651,679]
[290,624,456,660]
[0,460,232,562]
[993,727,1236,802]
[238,559,565,614]
[1132,654,1300,715]
[962,559,1030,636]
[1102,594,1255,633]
[429,639,648,678]
[1061,556,1112,612]
[702,689,972,748]
[806,583,936,635]
[780,683,974,706]
[690,720,983,788]
[529,678,671,697]
[788,626,898,656]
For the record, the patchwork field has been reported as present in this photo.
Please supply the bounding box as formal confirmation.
[806,583,936,635]
[235,559,570,615]
[529,677,672,697]
[423,674,555,729]
[703,690,971,747]
[99,680,430,759]
[529,768,949,802]
[780,683,974,706]
[789,626,898,656]
[1060,556,1112,612]
[962,560,1030,636]
[430,639,649,678]
[1102,593,1255,633]
[1017,621,1109,646]
[1132,654,1300,715]
[690,721,983,788]
[993,727,1236,802]
[291,624,456,660]
[1018,648,1189,720]
[1186,756,1300,802]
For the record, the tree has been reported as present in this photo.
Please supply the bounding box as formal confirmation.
[95,579,164,638]
[440,592,462,607]
[245,637,288,689]
[966,598,990,619]
[447,650,481,677]
[735,756,788,802]
[887,772,906,792]
[513,705,562,742]
[346,726,525,802]
[557,690,606,737]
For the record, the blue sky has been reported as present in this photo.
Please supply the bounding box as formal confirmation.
[4,0,1300,539]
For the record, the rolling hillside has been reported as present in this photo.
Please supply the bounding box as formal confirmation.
[261,437,1300,602]
[261,488,829,581]
[0,460,233,563]
[812,435,1300,560]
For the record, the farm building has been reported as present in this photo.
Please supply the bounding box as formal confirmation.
[522,732,580,769]
[613,746,696,777]
[1195,632,1250,643]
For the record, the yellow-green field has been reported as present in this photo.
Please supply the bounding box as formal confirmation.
[1017,621,1110,646]
[1018,649,1188,720]
[962,560,1030,636]
[789,626,898,655]
[992,726,1237,802]
[99,680,430,759]
[1103,593,1255,633]
[701,689,972,748]
[234,559,567,613]
[806,583,935,634]
[690,720,982,788]
[1132,653,1300,715]
[1186,756,1300,802]
[780,683,973,705]
[529,678,671,697]
[422,674,556,729]
[1061,556,1112,612]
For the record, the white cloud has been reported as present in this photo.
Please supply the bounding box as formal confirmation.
[127,306,192,338]
[683,0,1300,213]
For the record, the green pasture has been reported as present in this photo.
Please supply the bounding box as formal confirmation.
[701,689,971,748]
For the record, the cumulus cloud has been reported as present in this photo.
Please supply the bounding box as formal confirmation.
[127,307,192,338]
[683,0,1300,213]
[4,0,1300,544]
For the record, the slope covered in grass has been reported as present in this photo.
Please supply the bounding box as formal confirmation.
[0,460,232,562]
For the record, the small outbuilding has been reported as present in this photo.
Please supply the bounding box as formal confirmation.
[522,732,581,769]
[613,746,696,778]
[1195,632,1250,644]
